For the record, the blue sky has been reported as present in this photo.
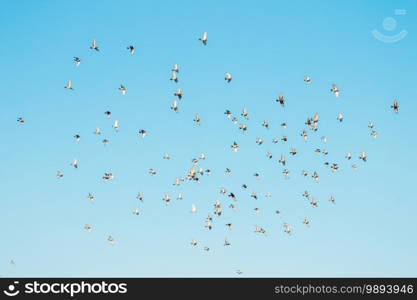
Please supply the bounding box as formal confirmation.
[0,0,416,277]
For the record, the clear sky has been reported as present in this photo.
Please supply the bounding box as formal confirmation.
[0,0,416,277]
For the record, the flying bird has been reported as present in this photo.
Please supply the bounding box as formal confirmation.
[199,32,208,45]
[225,72,232,83]
[90,39,99,51]
[391,100,399,113]
[73,57,81,66]
[127,45,135,55]
[331,84,339,97]
[64,80,74,90]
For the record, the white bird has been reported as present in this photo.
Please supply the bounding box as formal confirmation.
[368,121,374,129]
[304,76,312,84]
[127,45,135,55]
[104,111,111,118]
[199,153,206,160]
[310,198,318,208]
[190,239,197,246]
[224,109,232,119]
[56,171,64,178]
[239,123,247,132]
[312,171,319,183]
[241,108,249,120]
[94,127,101,135]
[174,87,182,99]
[331,84,339,97]
[170,71,178,82]
[132,208,140,215]
[337,112,344,122]
[283,223,292,235]
[118,85,126,96]
[149,168,157,176]
[107,235,114,245]
[370,130,378,138]
[162,193,171,205]
[177,193,183,200]
[231,142,238,152]
[345,152,352,160]
[191,204,197,213]
[262,120,269,129]
[102,138,109,146]
[303,218,310,227]
[90,39,99,51]
[329,195,336,204]
[74,134,80,142]
[70,158,78,169]
[136,192,143,202]
[102,173,114,182]
[283,169,289,179]
[163,153,170,160]
[236,269,243,275]
[172,64,179,73]
[73,57,81,66]
[224,238,231,246]
[194,114,201,126]
[84,224,92,232]
[17,117,25,124]
[87,193,95,203]
[266,152,273,159]
[279,155,286,166]
[171,100,179,112]
[359,151,367,162]
[254,225,267,235]
[290,148,297,155]
[225,72,232,83]
[112,120,119,132]
[64,80,74,90]
[255,137,263,145]
[199,32,208,45]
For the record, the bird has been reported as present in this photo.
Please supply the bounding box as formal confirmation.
[337,112,344,122]
[310,198,318,208]
[139,129,147,138]
[149,168,157,176]
[370,130,378,138]
[312,171,319,183]
[304,76,312,84]
[254,225,267,235]
[329,195,336,204]
[272,138,279,144]
[199,32,208,45]
[359,151,367,162]
[170,71,178,82]
[163,153,170,160]
[391,100,399,113]
[251,190,258,200]
[279,155,286,166]
[203,246,210,252]
[255,137,263,145]
[162,193,171,205]
[94,127,101,135]
[191,204,197,213]
[190,239,198,246]
[224,110,232,119]
[225,72,232,83]
[224,238,231,246]
[174,87,182,99]
[70,158,78,169]
[172,64,179,73]
[226,223,233,230]
[56,171,64,178]
[331,84,339,97]
[262,120,269,129]
[368,121,374,129]
[73,57,81,66]
[84,224,92,232]
[241,108,249,120]
[239,123,247,132]
[231,142,238,152]
[74,134,80,142]
[90,39,99,51]
[136,192,143,202]
[177,193,183,200]
[17,117,24,124]
[104,111,111,118]
[266,152,273,159]
[107,235,114,245]
[171,100,179,112]
[102,138,109,146]
[87,193,95,203]
[194,114,201,126]
[102,173,114,182]
[283,223,292,235]
[345,152,352,160]
[132,208,140,215]
[126,45,135,55]
[119,85,126,96]
[276,94,285,107]
[289,148,297,155]
[112,120,119,132]
[64,80,74,90]
[303,218,310,227]
[282,169,289,179]
[236,269,243,275]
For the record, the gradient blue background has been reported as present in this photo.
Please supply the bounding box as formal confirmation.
[0,0,416,277]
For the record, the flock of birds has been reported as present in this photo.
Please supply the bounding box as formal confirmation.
[13,32,400,275]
